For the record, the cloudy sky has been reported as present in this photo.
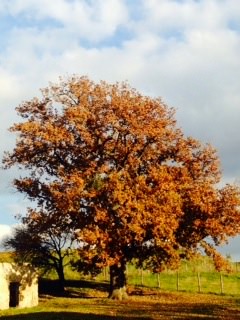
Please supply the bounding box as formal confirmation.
[0,0,240,258]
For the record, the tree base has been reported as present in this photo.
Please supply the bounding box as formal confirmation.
[108,286,128,300]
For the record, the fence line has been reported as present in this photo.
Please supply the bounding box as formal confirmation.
[96,260,240,295]
[99,265,240,295]
[129,270,232,295]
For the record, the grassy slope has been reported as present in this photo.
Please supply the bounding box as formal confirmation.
[1,281,240,319]
[1,253,240,319]
[0,252,14,263]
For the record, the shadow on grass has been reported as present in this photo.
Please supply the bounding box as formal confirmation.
[2,305,240,320]
[33,281,240,319]
[0,312,151,320]
[39,279,109,298]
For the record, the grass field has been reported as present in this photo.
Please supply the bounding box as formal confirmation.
[81,258,240,296]
[1,253,240,319]
[1,279,240,319]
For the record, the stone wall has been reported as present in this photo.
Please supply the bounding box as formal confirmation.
[0,263,38,310]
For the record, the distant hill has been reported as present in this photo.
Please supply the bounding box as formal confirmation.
[0,251,14,263]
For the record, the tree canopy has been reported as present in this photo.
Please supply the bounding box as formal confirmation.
[3,76,240,299]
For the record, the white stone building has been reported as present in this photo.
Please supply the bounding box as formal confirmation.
[0,263,38,310]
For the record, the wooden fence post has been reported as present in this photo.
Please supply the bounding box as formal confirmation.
[197,272,201,293]
[220,273,224,294]
[157,273,161,289]
[103,267,108,280]
[141,268,144,286]
[177,271,179,291]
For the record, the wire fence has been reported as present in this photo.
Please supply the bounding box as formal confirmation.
[98,261,240,296]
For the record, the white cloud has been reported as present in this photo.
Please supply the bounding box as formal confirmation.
[0,225,12,245]
[2,0,129,43]
[141,0,240,34]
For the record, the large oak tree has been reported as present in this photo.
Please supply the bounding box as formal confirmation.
[3,76,240,299]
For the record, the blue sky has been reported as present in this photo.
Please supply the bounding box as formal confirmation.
[0,0,240,259]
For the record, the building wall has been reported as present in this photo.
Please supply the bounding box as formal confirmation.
[0,264,10,310]
[0,263,38,310]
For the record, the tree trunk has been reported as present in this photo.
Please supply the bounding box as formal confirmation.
[56,263,65,294]
[109,260,128,300]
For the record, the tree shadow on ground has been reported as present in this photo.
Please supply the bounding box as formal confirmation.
[2,305,240,320]
[0,312,151,320]
[35,281,240,319]
[38,279,109,298]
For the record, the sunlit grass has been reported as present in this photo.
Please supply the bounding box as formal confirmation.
[1,284,240,319]
[1,253,240,318]
[0,251,14,263]
[48,256,240,297]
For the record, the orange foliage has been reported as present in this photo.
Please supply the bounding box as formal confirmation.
[3,76,240,275]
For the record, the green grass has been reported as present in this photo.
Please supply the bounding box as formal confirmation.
[1,279,240,319]
[43,256,240,296]
[1,254,240,318]
[2,252,240,296]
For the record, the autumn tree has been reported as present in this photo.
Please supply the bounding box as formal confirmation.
[3,210,76,293]
[3,76,240,299]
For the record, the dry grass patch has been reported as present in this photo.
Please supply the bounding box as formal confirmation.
[1,283,240,319]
